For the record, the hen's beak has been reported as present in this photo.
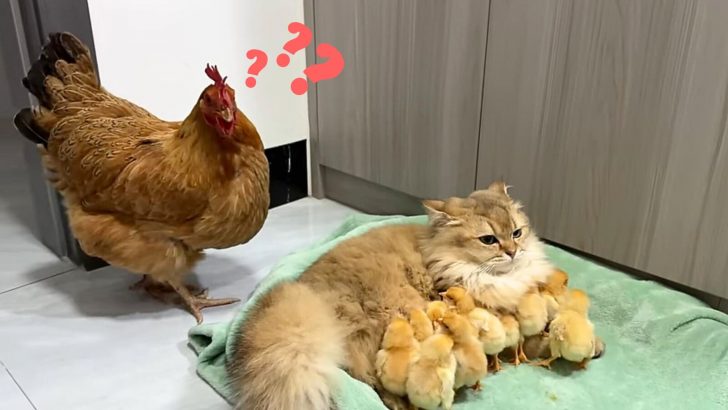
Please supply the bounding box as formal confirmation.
[220,107,233,122]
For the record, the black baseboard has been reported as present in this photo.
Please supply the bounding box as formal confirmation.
[73,139,309,271]
[321,165,424,215]
[266,139,308,208]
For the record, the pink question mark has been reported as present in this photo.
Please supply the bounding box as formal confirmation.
[291,43,345,95]
[277,22,313,68]
[245,49,268,88]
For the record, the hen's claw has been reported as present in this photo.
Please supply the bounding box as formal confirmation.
[130,275,207,297]
[170,282,240,323]
[130,275,237,322]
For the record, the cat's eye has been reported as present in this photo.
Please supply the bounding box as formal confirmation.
[479,235,498,245]
[512,228,522,239]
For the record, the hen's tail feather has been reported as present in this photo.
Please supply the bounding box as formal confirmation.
[13,108,49,147]
[21,32,95,109]
[229,282,345,410]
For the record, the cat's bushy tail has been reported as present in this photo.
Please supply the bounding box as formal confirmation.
[229,282,345,410]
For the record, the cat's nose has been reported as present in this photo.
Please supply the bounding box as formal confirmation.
[504,249,516,258]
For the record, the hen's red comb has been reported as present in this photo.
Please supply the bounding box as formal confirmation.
[205,64,228,87]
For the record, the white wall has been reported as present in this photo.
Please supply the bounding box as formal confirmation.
[86,0,309,149]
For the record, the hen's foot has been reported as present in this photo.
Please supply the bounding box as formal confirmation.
[169,282,240,324]
[130,275,208,298]
[130,276,237,322]
[471,380,483,392]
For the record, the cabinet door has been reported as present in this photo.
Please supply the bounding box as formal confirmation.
[478,0,728,298]
[314,0,489,198]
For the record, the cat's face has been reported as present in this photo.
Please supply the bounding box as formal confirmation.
[421,182,551,310]
[423,182,533,273]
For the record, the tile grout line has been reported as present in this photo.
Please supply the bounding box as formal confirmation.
[1,360,38,410]
[0,266,77,296]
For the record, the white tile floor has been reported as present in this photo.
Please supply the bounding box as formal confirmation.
[0,188,356,409]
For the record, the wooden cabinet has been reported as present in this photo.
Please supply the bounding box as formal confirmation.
[313,0,490,198]
[477,0,728,298]
[308,0,728,299]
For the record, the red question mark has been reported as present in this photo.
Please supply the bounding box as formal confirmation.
[245,49,268,88]
[291,43,345,95]
[277,22,313,68]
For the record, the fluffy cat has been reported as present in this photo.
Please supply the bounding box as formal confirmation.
[422,182,554,311]
[229,182,554,410]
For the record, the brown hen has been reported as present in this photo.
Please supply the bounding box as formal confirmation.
[13,33,270,322]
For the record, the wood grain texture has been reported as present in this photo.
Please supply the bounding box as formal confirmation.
[478,0,728,298]
[313,0,490,199]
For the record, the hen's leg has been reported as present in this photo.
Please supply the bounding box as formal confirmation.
[68,207,237,323]
[129,275,208,297]
[167,280,239,324]
[130,275,208,299]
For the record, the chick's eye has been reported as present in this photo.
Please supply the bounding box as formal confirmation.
[513,228,522,239]
[479,235,498,245]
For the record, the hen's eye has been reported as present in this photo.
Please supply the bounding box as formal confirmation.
[513,228,522,239]
[479,235,498,245]
[203,94,211,103]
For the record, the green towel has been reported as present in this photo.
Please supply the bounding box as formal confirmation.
[188,214,728,409]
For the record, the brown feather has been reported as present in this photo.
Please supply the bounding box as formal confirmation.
[26,33,269,284]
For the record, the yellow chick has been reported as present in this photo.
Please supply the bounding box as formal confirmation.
[409,308,435,342]
[375,317,419,396]
[440,310,488,391]
[442,287,506,372]
[535,289,596,370]
[440,286,477,313]
[406,333,457,410]
[499,313,522,365]
[541,269,569,321]
[427,300,449,333]
[515,287,549,363]
[468,308,507,372]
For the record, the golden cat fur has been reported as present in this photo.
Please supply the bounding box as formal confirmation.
[229,182,554,410]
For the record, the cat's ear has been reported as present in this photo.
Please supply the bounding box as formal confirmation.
[487,181,511,198]
[423,199,461,227]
